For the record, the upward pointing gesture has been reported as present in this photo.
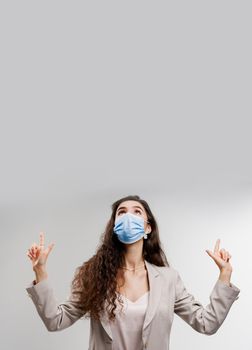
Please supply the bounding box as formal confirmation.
[27,232,54,272]
[206,239,232,272]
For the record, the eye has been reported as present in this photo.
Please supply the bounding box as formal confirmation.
[117,209,125,216]
[134,209,142,215]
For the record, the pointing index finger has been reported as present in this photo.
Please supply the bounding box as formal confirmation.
[214,238,220,254]
[39,232,45,249]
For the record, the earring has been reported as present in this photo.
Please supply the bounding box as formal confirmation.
[143,233,148,239]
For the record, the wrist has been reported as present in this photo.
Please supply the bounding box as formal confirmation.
[33,265,47,273]
[219,268,232,286]
[220,266,232,275]
[34,266,48,283]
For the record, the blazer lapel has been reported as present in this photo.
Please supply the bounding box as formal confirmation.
[100,301,113,340]
[143,260,163,330]
[100,304,113,340]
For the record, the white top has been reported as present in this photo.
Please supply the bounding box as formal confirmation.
[109,291,149,350]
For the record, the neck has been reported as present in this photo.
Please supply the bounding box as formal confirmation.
[123,239,145,269]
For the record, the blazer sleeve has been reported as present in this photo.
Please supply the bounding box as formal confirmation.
[174,272,240,335]
[26,279,85,332]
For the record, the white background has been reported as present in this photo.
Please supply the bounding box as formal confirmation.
[0,1,251,349]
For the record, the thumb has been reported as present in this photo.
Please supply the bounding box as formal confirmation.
[206,249,215,260]
[45,242,55,256]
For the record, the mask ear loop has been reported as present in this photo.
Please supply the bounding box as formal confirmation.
[144,219,151,239]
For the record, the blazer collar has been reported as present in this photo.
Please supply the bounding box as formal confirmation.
[100,259,163,340]
[143,260,163,330]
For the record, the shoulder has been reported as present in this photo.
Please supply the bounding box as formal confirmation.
[145,261,179,281]
[154,264,178,277]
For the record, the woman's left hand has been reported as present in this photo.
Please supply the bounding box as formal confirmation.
[206,239,232,272]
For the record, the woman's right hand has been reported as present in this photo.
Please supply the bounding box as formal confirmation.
[27,232,54,272]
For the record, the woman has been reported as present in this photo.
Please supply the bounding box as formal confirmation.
[26,195,240,350]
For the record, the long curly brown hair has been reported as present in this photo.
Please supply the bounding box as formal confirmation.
[71,195,169,321]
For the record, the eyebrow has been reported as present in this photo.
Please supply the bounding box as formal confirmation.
[117,205,144,212]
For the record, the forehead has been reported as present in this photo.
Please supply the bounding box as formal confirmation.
[117,200,145,211]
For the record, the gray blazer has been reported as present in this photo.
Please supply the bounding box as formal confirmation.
[26,260,240,350]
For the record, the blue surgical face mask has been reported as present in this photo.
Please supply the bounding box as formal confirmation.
[113,212,149,244]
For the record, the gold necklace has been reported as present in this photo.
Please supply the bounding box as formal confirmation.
[121,264,146,271]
